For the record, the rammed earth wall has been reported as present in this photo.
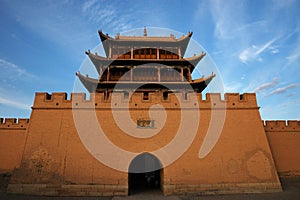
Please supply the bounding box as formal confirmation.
[0,92,298,195]
[0,118,29,173]
[264,120,300,176]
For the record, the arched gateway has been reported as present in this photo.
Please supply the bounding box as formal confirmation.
[5,28,282,196]
[128,153,163,195]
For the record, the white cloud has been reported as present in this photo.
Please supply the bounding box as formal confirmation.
[235,20,267,32]
[287,92,297,97]
[0,97,31,110]
[286,51,300,64]
[207,1,269,42]
[209,1,245,40]
[82,0,97,13]
[280,26,300,69]
[239,49,251,63]
[268,83,299,96]
[0,58,36,79]
[0,59,36,112]
[81,1,136,33]
[239,38,278,63]
[253,77,280,93]
[4,1,96,58]
[224,82,243,92]
[268,46,280,54]
[256,39,276,55]
[260,98,300,120]
[271,49,279,54]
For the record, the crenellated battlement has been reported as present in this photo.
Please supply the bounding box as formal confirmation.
[203,93,257,108]
[0,118,29,129]
[263,120,300,132]
[32,92,258,109]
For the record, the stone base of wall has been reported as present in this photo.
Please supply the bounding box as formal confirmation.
[7,184,128,196]
[7,182,282,196]
[279,171,300,177]
[163,182,282,195]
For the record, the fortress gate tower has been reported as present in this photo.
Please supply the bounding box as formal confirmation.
[5,28,282,196]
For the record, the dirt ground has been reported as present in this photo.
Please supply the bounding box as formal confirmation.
[0,175,299,200]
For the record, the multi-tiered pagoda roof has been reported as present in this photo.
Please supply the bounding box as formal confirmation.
[76,28,215,93]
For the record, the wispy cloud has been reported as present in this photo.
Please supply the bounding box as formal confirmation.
[268,46,280,54]
[286,29,300,66]
[253,77,280,93]
[82,0,97,13]
[239,38,278,63]
[0,97,31,110]
[0,58,36,80]
[4,1,96,58]
[260,98,300,120]
[81,1,136,33]
[286,51,300,65]
[224,82,243,92]
[235,20,267,32]
[209,1,245,40]
[208,1,268,41]
[272,0,298,9]
[268,83,299,96]
[0,59,34,112]
[280,23,300,68]
[287,92,297,97]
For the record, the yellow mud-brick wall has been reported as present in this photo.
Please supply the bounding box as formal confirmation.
[160,93,281,194]
[264,120,300,176]
[10,103,127,185]
[8,93,128,195]
[6,92,282,195]
[0,118,29,173]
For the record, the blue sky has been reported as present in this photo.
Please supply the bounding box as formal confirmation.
[0,0,299,120]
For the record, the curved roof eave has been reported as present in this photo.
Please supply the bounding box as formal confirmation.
[76,70,215,93]
[87,51,205,64]
[97,30,193,57]
[86,51,206,74]
[98,30,112,42]
[76,71,98,93]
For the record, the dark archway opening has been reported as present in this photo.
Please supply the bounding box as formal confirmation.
[128,153,162,195]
